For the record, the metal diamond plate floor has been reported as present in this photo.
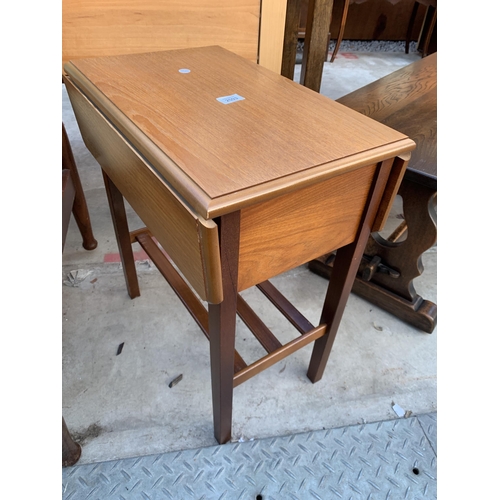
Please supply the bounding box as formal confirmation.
[62,413,437,499]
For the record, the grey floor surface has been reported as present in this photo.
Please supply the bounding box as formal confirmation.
[61,45,437,498]
[63,413,437,499]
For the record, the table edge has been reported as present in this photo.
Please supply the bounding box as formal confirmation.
[65,61,416,219]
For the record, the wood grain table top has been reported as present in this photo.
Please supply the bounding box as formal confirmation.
[338,53,437,189]
[64,45,415,217]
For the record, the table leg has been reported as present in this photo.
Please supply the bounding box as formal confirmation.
[300,0,335,92]
[102,171,140,299]
[208,212,240,444]
[307,159,394,382]
[62,123,98,251]
[62,417,81,467]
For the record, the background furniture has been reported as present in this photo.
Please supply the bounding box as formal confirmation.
[300,0,429,41]
[329,0,368,63]
[62,123,97,250]
[62,417,81,467]
[64,46,414,444]
[62,169,75,253]
[62,168,83,467]
[283,0,436,88]
[62,0,288,75]
[405,0,437,57]
[299,0,334,90]
[309,53,437,332]
[328,0,436,63]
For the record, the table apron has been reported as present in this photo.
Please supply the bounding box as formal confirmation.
[238,164,378,291]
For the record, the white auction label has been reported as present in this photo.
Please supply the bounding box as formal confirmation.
[216,94,245,105]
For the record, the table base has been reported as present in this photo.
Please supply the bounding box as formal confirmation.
[102,156,395,443]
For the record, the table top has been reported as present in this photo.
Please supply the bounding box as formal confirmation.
[338,53,437,189]
[64,45,414,218]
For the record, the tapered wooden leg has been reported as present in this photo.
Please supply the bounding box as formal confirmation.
[330,0,349,63]
[62,123,98,251]
[62,169,76,253]
[307,159,394,383]
[102,170,140,299]
[420,7,437,57]
[208,212,240,444]
[62,417,81,467]
[307,239,369,382]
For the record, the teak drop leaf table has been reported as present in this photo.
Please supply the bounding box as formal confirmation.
[63,46,415,444]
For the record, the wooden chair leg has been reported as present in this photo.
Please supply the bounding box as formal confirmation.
[62,123,98,251]
[62,417,81,467]
[208,212,240,444]
[421,8,437,57]
[330,0,350,63]
[62,170,76,252]
[405,1,420,54]
[307,159,394,382]
[102,170,140,299]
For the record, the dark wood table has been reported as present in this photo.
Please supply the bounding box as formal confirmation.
[310,52,437,332]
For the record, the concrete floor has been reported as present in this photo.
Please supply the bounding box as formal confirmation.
[62,49,435,466]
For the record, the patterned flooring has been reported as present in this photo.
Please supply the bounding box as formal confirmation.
[63,413,437,500]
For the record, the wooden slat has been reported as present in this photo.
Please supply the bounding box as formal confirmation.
[280,0,302,79]
[236,295,283,353]
[233,324,326,387]
[238,164,377,291]
[300,0,334,92]
[259,0,287,74]
[257,281,314,334]
[135,230,207,333]
[134,230,247,374]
